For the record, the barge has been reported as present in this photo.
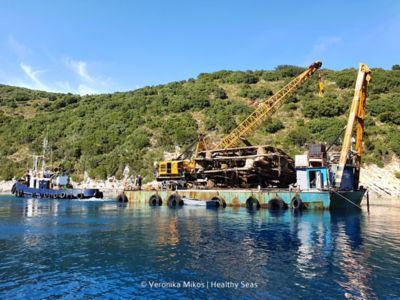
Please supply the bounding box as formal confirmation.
[124,143,366,210]
[125,187,365,210]
[125,63,371,211]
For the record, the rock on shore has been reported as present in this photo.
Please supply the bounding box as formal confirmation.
[0,181,13,194]
[359,156,400,201]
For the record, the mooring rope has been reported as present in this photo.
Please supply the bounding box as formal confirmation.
[331,190,362,209]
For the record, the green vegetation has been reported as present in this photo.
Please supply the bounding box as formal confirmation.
[0,64,399,181]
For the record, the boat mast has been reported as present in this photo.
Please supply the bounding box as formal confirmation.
[41,134,48,175]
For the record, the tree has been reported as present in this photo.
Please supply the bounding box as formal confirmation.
[263,118,284,133]
[286,127,312,146]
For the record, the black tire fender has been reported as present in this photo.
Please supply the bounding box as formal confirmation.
[291,197,303,210]
[149,194,162,206]
[246,197,260,210]
[268,198,288,210]
[117,193,128,202]
[167,194,183,207]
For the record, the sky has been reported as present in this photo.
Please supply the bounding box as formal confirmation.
[0,0,399,95]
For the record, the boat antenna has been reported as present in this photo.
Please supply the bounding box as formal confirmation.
[42,129,49,175]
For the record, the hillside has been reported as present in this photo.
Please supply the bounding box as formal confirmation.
[0,64,399,182]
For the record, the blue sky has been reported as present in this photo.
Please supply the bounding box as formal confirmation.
[0,0,399,94]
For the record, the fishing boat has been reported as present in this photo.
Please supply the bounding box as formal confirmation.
[11,137,103,200]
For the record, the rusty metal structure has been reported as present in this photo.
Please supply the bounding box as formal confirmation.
[195,145,295,188]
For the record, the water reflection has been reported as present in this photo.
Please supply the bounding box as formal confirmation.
[23,198,59,217]
[0,195,399,299]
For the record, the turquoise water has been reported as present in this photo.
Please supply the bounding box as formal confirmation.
[0,195,399,299]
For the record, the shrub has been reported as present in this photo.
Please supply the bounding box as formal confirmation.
[388,132,400,155]
[213,87,228,99]
[275,65,305,78]
[286,126,312,146]
[263,118,284,133]
[225,72,259,84]
[307,118,347,144]
[379,112,400,125]
[284,103,297,111]
[238,86,273,100]
[329,69,357,89]
[392,65,400,70]
[303,97,347,118]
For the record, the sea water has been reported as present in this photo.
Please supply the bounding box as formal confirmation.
[0,195,399,299]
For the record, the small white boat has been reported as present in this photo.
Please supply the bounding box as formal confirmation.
[181,197,207,206]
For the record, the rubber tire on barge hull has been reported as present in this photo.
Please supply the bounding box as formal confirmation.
[167,194,183,207]
[149,195,162,206]
[117,193,128,203]
[268,198,288,210]
[291,197,303,210]
[246,197,261,210]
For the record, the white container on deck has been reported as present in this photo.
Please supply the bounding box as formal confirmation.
[295,155,308,168]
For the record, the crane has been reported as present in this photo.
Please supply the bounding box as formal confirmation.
[156,61,322,188]
[214,61,322,150]
[318,74,324,97]
[334,63,371,189]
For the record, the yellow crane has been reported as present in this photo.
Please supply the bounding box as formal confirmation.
[214,61,322,150]
[334,63,371,189]
[156,61,322,185]
[318,74,324,97]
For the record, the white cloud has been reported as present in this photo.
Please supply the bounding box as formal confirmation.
[20,62,47,90]
[1,56,117,95]
[65,58,93,82]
